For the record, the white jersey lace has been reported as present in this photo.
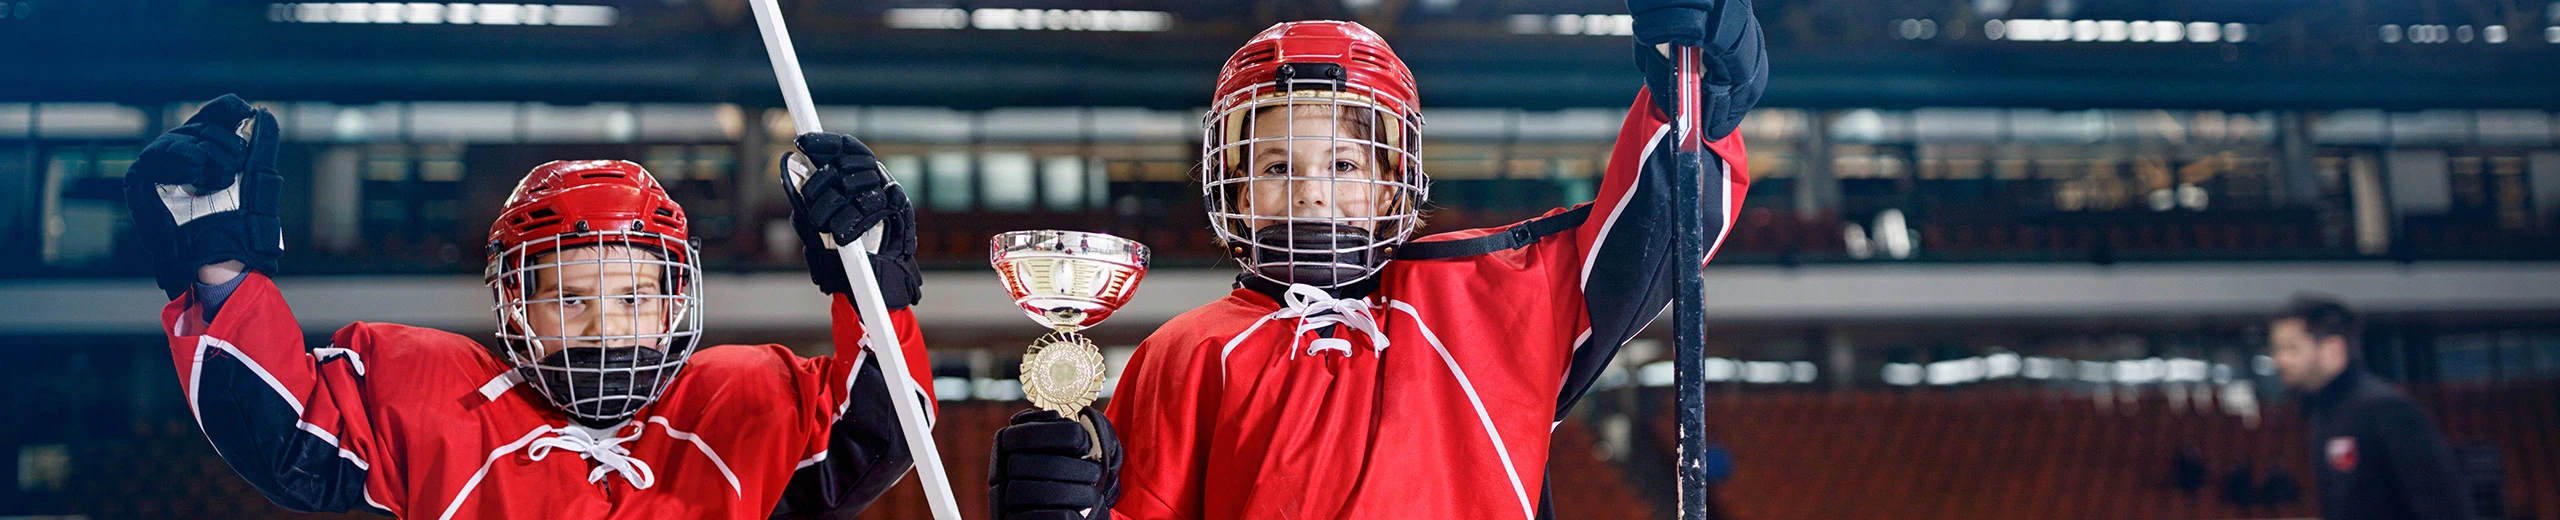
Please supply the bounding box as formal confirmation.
[523,425,656,489]
[1274,283,1391,357]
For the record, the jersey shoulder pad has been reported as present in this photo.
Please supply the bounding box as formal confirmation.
[329,321,503,368]
[656,344,803,414]
[683,344,797,375]
[1145,293,1276,354]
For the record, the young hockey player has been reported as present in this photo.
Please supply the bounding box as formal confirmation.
[983,0,1764,518]
[126,94,932,518]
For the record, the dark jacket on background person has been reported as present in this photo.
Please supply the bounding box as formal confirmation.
[2302,369,2471,520]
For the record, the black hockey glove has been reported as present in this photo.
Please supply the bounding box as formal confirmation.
[124,94,285,300]
[989,408,1121,520]
[1629,0,1767,141]
[781,132,920,309]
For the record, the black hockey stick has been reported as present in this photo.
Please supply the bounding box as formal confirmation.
[1668,44,1715,520]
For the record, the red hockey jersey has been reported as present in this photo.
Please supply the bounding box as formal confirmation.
[1104,90,1748,520]
[161,273,933,519]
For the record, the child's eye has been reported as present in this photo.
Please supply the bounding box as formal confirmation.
[1334,160,1360,173]
[1261,162,1291,176]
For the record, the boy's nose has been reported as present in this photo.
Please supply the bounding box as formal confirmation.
[1291,179,1334,208]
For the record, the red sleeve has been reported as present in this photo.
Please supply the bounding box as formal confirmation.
[163,273,400,516]
[1101,322,1228,520]
[823,294,932,420]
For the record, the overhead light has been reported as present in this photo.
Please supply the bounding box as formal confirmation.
[268,3,616,26]
[1882,363,1922,386]
[883,8,1172,32]
[1985,18,2251,44]
[2390,24,2459,44]
[884,8,966,30]
[1892,19,1940,40]
[2185,21,2219,42]
[1506,14,1633,36]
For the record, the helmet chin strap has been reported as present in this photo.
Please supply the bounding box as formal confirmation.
[1235,222,1390,291]
[1237,268,1382,302]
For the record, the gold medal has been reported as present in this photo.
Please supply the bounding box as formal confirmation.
[1020,331,1108,414]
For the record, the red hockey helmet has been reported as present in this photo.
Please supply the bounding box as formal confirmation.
[1201,20,1430,290]
[483,160,704,426]
[1208,20,1420,118]
[488,160,693,259]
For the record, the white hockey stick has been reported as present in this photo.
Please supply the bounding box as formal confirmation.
[745,2,962,519]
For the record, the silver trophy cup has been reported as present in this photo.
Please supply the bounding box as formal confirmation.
[991,230,1150,414]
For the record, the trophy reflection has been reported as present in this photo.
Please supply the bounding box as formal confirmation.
[990,230,1150,414]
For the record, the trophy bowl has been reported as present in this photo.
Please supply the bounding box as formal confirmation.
[990,230,1151,331]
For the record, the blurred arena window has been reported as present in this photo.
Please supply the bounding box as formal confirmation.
[1637,357,1817,386]
[34,104,145,140]
[979,151,1036,212]
[526,103,638,143]
[926,150,973,212]
[38,146,139,270]
[0,104,28,139]
[17,443,70,492]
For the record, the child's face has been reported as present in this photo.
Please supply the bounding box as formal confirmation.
[1236,104,1389,232]
[522,245,670,359]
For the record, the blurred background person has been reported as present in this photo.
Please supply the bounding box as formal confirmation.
[2271,294,2471,520]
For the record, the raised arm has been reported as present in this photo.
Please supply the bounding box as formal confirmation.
[1391,0,1763,420]
[1544,89,1750,419]
[131,95,398,516]
[1549,0,1763,418]
[770,132,939,518]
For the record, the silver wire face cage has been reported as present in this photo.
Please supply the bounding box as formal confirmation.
[485,230,704,424]
[1199,75,1429,289]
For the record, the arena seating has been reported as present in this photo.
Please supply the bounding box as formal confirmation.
[2415,381,2560,520]
[1547,420,1663,519]
[1647,381,2558,520]
[860,401,1012,519]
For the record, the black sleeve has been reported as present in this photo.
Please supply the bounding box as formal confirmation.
[771,356,917,519]
[192,346,389,516]
[2367,399,2471,520]
[1554,133,1736,421]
